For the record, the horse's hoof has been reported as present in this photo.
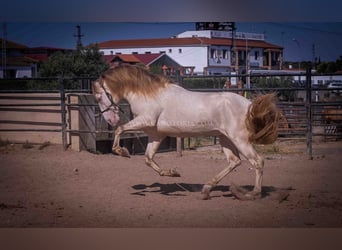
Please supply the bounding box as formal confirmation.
[201,184,212,200]
[245,191,262,200]
[230,184,261,201]
[113,147,131,158]
[160,168,181,177]
[170,168,181,177]
[120,147,131,158]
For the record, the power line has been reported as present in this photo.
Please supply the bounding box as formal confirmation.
[268,22,342,36]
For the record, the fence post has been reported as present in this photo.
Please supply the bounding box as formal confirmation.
[176,137,183,157]
[306,67,313,160]
[60,77,67,150]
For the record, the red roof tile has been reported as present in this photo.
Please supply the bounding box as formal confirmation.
[0,38,28,49]
[96,37,282,50]
[103,54,141,64]
[0,56,38,67]
[133,53,163,65]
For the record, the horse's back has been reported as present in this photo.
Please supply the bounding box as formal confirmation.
[155,84,250,136]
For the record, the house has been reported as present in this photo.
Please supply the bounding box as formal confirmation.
[1,38,72,78]
[24,46,72,62]
[103,52,191,76]
[95,29,283,76]
[0,38,38,78]
[103,53,142,67]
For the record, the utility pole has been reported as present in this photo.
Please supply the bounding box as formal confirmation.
[292,38,301,83]
[2,22,7,78]
[312,43,316,69]
[74,25,84,51]
[228,22,236,71]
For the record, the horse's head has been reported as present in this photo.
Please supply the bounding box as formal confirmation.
[92,77,121,127]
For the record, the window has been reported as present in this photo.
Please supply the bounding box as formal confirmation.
[254,51,259,60]
[132,52,138,54]
[169,49,172,53]
[145,51,151,54]
[222,49,228,59]
[210,49,215,59]
[178,49,182,53]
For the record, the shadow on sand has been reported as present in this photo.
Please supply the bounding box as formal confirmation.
[131,182,294,200]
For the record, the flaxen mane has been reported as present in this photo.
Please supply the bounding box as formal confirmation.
[100,65,169,99]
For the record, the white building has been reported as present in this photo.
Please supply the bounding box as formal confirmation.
[95,30,283,75]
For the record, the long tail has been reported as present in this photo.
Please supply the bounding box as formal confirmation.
[245,93,280,144]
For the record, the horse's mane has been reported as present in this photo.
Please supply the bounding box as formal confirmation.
[100,65,169,99]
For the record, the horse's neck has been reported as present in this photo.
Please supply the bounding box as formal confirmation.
[123,91,162,115]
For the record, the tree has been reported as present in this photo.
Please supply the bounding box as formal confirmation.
[35,46,109,89]
[316,55,342,73]
[39,46,109,78]
[252,76,296,101]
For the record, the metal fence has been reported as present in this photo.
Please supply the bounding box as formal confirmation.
[0,69,341,159]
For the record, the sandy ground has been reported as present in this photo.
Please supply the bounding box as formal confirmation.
[1,139,342,228]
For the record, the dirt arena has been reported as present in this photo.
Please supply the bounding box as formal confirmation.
[1,139,342,228]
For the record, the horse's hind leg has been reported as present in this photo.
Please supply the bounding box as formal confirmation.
[201,136,241,200]
[234,139,264,199]
[247,152,264,198]
[145,135,180,177]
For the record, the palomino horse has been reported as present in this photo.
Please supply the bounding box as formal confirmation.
[92,65,280,200]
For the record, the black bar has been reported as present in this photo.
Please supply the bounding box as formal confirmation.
[0,128,62,132]
[306,68,313,160]
[59,77,67,150]
[0,103,61,107]
[0,96,60,100]
[0,120,61,126]
[0,107,61,113]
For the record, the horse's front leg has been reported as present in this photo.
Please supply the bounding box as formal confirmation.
[112,116,150,158]
[112,126,130,157]
[145,135,181,177]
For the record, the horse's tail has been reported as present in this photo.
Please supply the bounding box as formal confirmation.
[245,93,280,144]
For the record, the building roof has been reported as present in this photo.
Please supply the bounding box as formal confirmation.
[135,53,183,67]
[103,54,141,64]
[95,36,282,50]
[102,53,183,68]
[103,52,180,65]
[0,38,28,50]
[24,47,73,62]
[29,46,71,51]
[133,53,164,65]
[0,56,38,67]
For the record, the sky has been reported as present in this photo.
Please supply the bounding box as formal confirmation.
[1,0,342,62]
[3,22,342,62]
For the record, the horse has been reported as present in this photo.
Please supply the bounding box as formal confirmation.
[92,65,280,200]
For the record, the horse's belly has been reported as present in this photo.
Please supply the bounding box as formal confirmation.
[156,119,220,136]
